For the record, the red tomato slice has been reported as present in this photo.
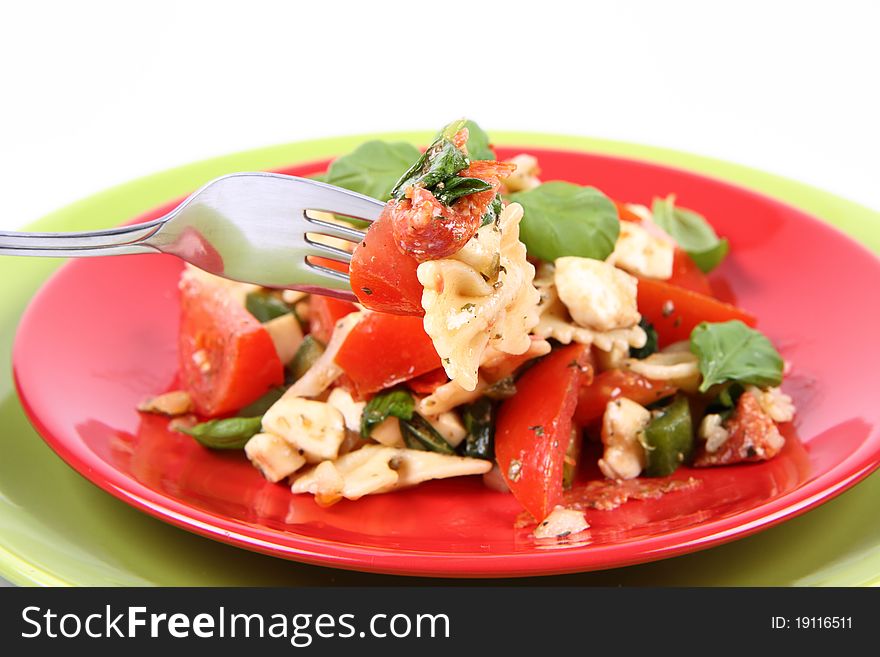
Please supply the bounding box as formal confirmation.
[179,275,284,417]
[495,344,593,521]
[573,369,677,427]
[309,296,357,344]
[349,212,424,316]
[407,368,449,394]
[668,248,714,296]
[694,391,784,466]
[334,313,442,398]
[638,277,756,347]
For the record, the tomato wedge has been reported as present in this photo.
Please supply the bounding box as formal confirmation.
[667,248,714,296]
[638,277,756,347]
[309,296,356,344]
[495,344,593,521]
[349,212,424,316]
[573,369,677,427]
[407,368,449,394]
[179,274,284,417]
[334,312,442,398]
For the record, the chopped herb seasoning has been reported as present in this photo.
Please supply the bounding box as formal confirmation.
[528,425,545,436]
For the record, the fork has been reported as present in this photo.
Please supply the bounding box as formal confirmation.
[0,173,381,301]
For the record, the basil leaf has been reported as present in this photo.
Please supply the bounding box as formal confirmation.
[390,138,469,200]
[629,318,659,359]
[690,320,783,393]
[239,386,287,417]
[360,388,415,438]
[324,140,421,201]
[509,182,620,262]
[434,119,495,161]
[179,416,263,450]
[399,413,455,454]
[461,398,495,459]
[434,177,492,205]
[652,195,729,273]
[480,195,503,227]
[245,291,292,323]
[288,335,325,382]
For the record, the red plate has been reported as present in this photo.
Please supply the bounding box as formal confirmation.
[13,148,880,577]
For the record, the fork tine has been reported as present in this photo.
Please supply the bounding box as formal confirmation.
[304,237,353,263]
[305,258,351,283]
[303,213,366,243]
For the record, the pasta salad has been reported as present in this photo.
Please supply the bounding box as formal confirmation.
[140,120,794,538]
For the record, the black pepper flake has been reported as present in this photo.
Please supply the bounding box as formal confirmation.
[528,425,545,436]
[673,317,682,328]
[361,287,373,295]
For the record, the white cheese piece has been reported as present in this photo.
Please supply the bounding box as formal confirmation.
[699,413,730,453]
[606,221,674,280]
[598,398,650,480]
[244,432,306,483]
[327,387,366,433]
[534,506,589,539]
[424,411,468,448]
[263,312,304,365]
[554,257,640,332]
[262,397,346,462]
[370,416,405,447]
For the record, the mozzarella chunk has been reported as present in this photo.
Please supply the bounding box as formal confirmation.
[747,386,796,423]
[327,387,366,432]
[424,411,467,448]
[244,432,306,483]
[699,413,730,453]
[263,313,304,365]
[534,506,589,539]
[554,257,640,332]
[598,398,650,480]
[606,221,674,280]
[369,416,405,447]
[262,397,346,463]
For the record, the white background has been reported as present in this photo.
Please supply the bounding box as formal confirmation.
[0,0,878,232]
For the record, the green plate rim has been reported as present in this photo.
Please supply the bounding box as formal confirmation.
[2,130,879,586]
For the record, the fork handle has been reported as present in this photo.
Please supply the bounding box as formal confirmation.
[0,219,165,257]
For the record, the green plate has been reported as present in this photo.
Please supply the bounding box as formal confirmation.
[2,132,879,586]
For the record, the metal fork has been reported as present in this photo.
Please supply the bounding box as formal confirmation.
[0,173,380,301]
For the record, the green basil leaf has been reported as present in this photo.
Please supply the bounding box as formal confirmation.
[480,195,503,227]
[390,138,469,200]
[288,335,325,382]
[509,181,620,261]
[324,140,421,201]
[239,386,287,417]
[652,195,729,273]
[399,413,455,454]
[690,320,784,393]
[434,177,493,205]
[434,119,495,161]
[460,398,495,459]
[245,291,292,323]
[629,318,659,359]
[360,388,415,438]
[179,416,263,450]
